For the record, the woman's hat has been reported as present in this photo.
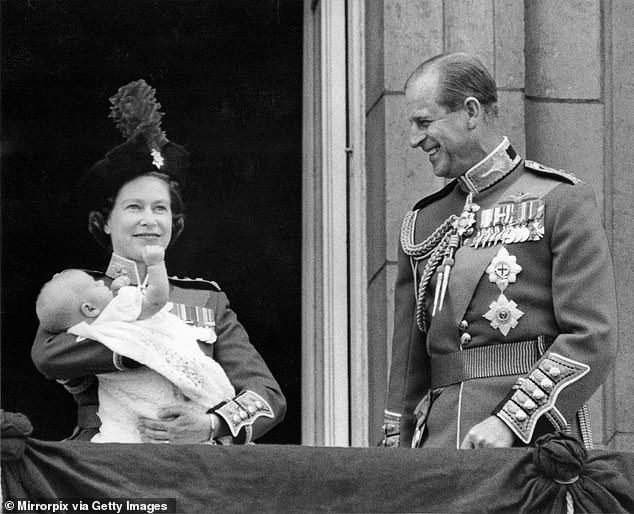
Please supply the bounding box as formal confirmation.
[78,80,189,211]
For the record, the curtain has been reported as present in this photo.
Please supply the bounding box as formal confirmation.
[2,411,633,513]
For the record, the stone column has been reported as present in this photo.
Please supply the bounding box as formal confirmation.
[365,0,388,444]
[604,0,634,452]
[525,0,604,201]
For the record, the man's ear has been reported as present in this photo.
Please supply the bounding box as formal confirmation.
[80,302,102,318]
[463,96,482,129]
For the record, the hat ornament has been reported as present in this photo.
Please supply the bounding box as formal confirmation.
[108,79,168,169]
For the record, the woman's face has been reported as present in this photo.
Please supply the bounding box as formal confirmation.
[104,175,173,262]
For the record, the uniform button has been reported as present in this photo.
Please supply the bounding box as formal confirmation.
[532,389,545,400]
[460,333,472,346]
[459,320,469,332]
[540,378,553,390]
[255,401,264,409]
[548,367,561,378]
[523,399,536,411]
[515,410,527,421]
[233,414,241,423]
[239,410,248,420]
[248,405,257,414]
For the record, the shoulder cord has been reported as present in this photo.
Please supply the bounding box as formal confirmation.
[401,210,457,259]
[416,234,451,332]
[401,211,458,333]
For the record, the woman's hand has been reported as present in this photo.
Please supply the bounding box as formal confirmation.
[138,406,212,444]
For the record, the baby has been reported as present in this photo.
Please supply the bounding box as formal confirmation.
[37,246,173,332]
[37,246,165,330]
[35,246,234,443]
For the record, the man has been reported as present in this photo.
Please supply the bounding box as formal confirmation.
[382,53,617,449]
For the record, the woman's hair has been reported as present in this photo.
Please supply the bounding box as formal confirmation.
[87,172,186,249]
[405,52,499,118]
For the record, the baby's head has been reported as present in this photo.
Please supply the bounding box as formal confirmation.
[36,269,114,333]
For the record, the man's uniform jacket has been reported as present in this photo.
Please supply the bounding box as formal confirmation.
[384,139,617,449]
[32,255,286,444]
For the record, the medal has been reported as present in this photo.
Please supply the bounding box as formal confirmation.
[486,247,522,292]
[170,303,217,343]
[471,199,545,248]
[483,247,524,335]
[483,294,524,336]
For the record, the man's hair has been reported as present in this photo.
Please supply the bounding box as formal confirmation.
[405,52,499,118]
[88,171,186,249]
[36,270,90,333]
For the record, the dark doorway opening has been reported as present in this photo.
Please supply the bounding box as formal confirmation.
[1,0,303,444]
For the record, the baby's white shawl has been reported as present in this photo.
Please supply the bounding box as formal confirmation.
[70,287,234,443]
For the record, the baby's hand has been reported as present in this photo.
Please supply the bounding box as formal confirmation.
[111,275,131,293]
[141,245,165,266]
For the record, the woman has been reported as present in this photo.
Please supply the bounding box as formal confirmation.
[31,80,286,444]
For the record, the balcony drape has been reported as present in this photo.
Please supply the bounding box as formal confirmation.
[2,411,633,513]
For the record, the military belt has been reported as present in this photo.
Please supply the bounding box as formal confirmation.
[77,405,100,429]
[430,335,554,389]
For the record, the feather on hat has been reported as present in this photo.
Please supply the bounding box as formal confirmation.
[79,80,189,211]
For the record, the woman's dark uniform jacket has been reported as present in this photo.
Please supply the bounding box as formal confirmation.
[383,141,618,448]
[31,263,286,444]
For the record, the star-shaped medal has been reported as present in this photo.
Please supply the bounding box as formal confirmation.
[483,293,524,336]
[486,246,522,292]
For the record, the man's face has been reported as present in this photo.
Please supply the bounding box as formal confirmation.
[406,71,478,179]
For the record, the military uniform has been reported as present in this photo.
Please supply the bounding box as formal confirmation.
[383,138,617,449]
[32,254,286,444]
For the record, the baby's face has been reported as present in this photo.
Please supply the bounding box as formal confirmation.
[63,270,113,310]
[86,277,114,310]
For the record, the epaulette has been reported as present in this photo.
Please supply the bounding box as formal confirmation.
[524,160,581,185]
[412,180,457,211]
[168,276,222,291]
